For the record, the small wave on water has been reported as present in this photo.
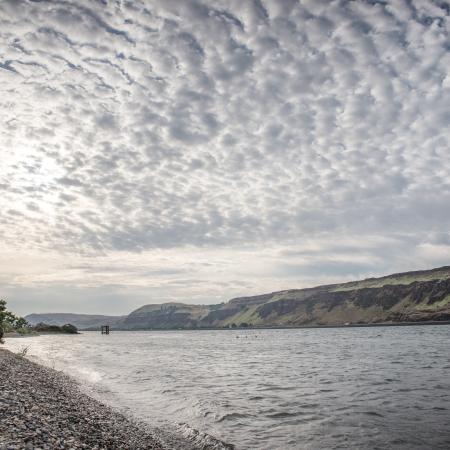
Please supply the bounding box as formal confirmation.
[216,412,252,423]
[266,411,307,419]
[75,366,103,383]
[175,423,235,449]
[151,422,236,450]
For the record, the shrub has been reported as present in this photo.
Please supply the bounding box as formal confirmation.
[61,324,78,334]
[33,322,78,334]
[34,322,61,332]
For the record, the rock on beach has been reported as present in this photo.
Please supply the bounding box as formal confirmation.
[0,348,164,450]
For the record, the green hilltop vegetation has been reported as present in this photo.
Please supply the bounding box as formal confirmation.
[24,266,450,330]
[330,266,450,291]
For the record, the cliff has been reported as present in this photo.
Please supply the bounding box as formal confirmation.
[117,266,450,329]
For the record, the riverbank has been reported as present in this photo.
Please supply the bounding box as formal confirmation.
[0,348,165,450]
[3,332,38,339]
[3,331,79,339]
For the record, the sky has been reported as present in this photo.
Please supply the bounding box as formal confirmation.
[1,0,450,316]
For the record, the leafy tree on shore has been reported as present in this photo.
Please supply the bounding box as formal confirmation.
[0,299,29,343]
[14,316,29,329]
[0,299,8,343]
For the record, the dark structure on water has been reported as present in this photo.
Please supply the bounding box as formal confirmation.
[101,325,110,335]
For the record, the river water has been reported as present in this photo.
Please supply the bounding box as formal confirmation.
[5,326,450,449]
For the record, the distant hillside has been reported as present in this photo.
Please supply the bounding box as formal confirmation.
[25,313,125,330]
[117,266,450,329]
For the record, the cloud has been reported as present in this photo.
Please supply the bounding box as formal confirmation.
[0,0,449,313]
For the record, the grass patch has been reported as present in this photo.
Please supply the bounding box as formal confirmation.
[331,270,450,292]
[415,294,450,311]
[221,304,263,326]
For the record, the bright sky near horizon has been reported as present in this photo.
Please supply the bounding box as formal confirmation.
[1,0,450,316]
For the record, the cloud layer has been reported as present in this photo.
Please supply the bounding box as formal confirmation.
[1,0,450,314]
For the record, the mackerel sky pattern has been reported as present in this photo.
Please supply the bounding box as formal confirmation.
[1,0,450,314]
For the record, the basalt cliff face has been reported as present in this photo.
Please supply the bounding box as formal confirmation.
[117,266,450,329]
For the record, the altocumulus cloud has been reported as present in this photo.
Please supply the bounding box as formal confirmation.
[1,0,450,314]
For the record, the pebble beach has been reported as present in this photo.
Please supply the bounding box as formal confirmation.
[0,348,165,450]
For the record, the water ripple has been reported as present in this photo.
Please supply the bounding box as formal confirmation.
[5,326,450,449]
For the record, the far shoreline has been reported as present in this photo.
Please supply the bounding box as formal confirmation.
[9,320,450,338]
[78,320,450,332]
[3,331,81,339]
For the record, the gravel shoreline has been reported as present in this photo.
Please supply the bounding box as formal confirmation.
[0,348,166,449]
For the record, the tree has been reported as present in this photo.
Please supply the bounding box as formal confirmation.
[0,299,9,343]
[0,301,20,326]
[14,316,29,330]
[0,299,29,343]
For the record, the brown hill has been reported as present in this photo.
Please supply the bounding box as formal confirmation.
[117,266,450,329]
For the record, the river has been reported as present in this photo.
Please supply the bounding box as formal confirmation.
[5,326,450,449]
